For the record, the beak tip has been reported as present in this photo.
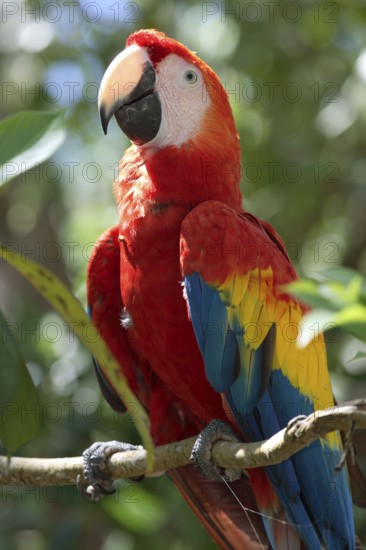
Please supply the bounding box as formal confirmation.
[99,104,110,135]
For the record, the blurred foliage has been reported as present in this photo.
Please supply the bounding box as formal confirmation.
[0,308,40,454]
[1,0,366,548]
[1,226,152,455]
[289,267,366,346]
[0,109,66,184]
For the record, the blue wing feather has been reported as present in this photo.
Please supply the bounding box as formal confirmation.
[184,271,355,550]
[186,273,239,392]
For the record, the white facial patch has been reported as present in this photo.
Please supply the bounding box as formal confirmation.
[140,54,211,150]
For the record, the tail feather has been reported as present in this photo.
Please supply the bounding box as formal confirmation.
[248,469,306,550]
[168,465,270,550]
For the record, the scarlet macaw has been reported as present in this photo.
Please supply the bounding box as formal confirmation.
[85,29,355,549]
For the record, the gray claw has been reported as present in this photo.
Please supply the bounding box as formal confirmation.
[285,414,307,438]
[190,419,243,482]
[76,474,116,502]
[78,440,143,501]
[287,415,307,430]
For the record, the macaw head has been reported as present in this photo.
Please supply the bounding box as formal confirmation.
[99,29,240,156]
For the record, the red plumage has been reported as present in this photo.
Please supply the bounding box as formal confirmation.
[87,224,270,549]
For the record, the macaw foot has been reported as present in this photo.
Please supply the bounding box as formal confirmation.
[190,419,243,482]
[285,414,307,436]
[77,440,143,502]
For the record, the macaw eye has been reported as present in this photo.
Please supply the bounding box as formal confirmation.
[184,69,198,84]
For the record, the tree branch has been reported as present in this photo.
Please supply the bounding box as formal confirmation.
[1,400,365,486]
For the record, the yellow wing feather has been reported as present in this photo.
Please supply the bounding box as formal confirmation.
[216,265,339,448]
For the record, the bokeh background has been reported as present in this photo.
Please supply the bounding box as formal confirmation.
[1,0,366,548]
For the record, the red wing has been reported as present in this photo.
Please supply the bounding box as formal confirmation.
[87,225,150,409]
[87,225,200,443]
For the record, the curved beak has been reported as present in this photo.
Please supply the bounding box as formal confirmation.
[98,44,161,145]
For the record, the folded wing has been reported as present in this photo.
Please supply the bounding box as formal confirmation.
[180,200,355,550]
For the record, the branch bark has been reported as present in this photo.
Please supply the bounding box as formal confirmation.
[1,400,365,487]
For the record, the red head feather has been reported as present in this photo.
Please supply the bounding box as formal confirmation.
[126,29,194,66]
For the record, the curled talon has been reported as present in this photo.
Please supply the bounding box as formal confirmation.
[129,475,145,482]
[78,440,143,501]
[190,419,243,482]
[76,475,114,502]
[286,415,307,430]
[285,415,307,437]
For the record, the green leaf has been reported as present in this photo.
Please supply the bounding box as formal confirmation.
[0,309,40,454]
[334,304,366,325]
[347,351,366,363]
[312,267,363,285]
[321,279,362,308]
[299,305,366,347]
[286,279,339,310]
[288,269,366,314]
[0,110,66,185]
[334,305,366,343]
[311,268,366,303]
[285,279,318,299]
[0,246,154,465]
